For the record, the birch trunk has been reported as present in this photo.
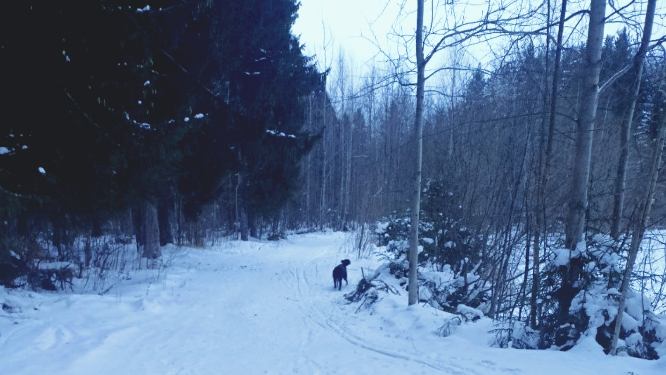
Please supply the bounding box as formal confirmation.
[343,109,353,231]
[531,0,568,329]
[306,94,312,228]
[564,0,606,250]
[408,0,425,306]
[321,100,328,230]
[609,54,665,356]
[610,0,656,239]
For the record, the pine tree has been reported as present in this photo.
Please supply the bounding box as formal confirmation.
[0,0,325,275]
[205,0,324,238]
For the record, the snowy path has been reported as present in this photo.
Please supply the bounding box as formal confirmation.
[1,233,662,374]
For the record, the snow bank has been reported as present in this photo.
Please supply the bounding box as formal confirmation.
[0,232,663,375]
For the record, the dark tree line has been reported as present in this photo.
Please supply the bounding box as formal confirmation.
[0,0,324,281]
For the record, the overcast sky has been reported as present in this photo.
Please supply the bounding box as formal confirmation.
[292,0,393,71]
[292,0,664,65]
[292,0,665,97]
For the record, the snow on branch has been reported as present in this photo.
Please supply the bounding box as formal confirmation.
[266,130,296,139]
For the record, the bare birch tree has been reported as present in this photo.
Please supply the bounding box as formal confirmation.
[564,0,606,251]
[531,0,568,329]
[609,28,663,357]
[610,0,657,239]
[610,75,666,356]
[408,0,426,306]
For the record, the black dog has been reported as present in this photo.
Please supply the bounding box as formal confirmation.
[332,259,351,291]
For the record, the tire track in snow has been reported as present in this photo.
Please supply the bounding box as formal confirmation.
[290,243,332,374]
[287,240,480,375]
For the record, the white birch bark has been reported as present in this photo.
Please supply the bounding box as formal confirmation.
[408,0,426,306]
[564,0,606,251]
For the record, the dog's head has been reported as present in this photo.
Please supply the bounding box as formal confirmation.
[341,259,351,267]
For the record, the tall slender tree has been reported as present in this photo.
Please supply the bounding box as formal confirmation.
[610,0,657,239]
[560,0,606,326]
[564,0,606,250]
[532,0,568,330]
[609,0,660,354]
[408,0,426,306]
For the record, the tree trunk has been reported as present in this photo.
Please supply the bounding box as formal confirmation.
[408,0,425,306]
[531,0,568,330]
[321,119,328,230]
[609,54,665,356]
[133,206,144,251]
[338,54,347,231]
[52,214,65,261]
[238,172,249,242]
[521,211,530,321]
[564,0,606,251]
[158,196,174,246]
[344,110,353,231]
[141,199,161,260]
[306,93,312,228]
[235,171,250,241]
[248,207,258,239]
[319,89,329,231]
[610,0,656,239]
[240,205,249,241]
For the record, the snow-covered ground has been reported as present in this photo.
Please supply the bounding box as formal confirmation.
[1,232,663,374]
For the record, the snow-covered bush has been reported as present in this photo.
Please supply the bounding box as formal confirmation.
[589,287,663,359]
[375,181,489,314]
[373,181,666,359]
[418,263,487,312]
[377,215,408,245]
[539,241,592,349]
[419,179,485,274]
[539,232,664,358]
[490,320,540,349]
[377,179,484,273]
